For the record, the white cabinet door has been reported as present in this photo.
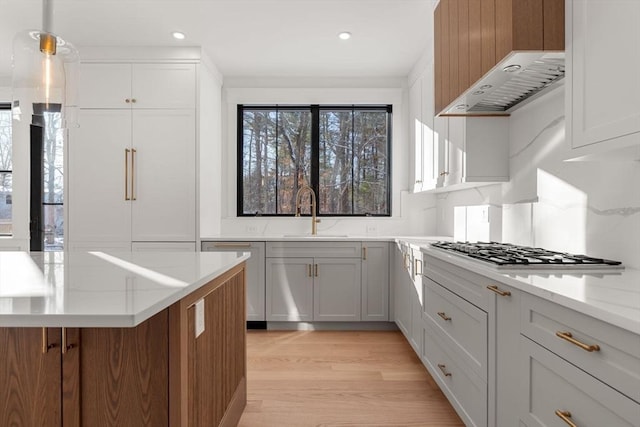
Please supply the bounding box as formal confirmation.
[68,109,132,247]
[393,245,412,337]
[313,258,361,321]
[130,109,195,242]
[410,77,424,193]
[490,282,521,427]
[266,257,313,322]
[421,63,438,191]
[568,0,640,151]
[202,241,266,321]
[361,242,389,321]
[444,117,465,186]
[79,63,132,109]
[131,64,196,109]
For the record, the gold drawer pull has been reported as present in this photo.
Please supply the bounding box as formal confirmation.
[437,363,452,377]
[487,285,511,297]
[41,327,57,354]
[555,410,578,427]
[437,312,451,321]
[555,331,600,352]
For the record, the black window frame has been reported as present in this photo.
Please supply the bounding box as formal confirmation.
[237,104,392,217]
[0,103,12,236]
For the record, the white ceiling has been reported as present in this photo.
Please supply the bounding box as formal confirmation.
[0,0,434,80]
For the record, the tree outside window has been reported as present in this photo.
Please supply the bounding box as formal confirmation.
[238,105,391,217]
[0,104,11,235]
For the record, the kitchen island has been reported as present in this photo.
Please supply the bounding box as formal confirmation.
[0,250,249,427]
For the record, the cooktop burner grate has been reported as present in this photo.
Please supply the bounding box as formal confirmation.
[430,241,623,269]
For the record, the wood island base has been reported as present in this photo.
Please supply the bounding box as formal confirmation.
[1,263,247,427]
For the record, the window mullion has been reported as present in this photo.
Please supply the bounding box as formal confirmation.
[311,105,320,216]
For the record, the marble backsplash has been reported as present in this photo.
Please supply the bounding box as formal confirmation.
[435,88,640,269]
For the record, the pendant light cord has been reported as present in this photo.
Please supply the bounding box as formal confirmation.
[42,0,53,34]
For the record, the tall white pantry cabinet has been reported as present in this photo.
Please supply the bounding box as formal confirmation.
[68,62,197,251]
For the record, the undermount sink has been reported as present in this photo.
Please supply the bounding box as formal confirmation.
[282,234,349,238]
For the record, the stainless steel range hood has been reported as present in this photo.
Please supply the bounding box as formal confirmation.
[440,51,565,116]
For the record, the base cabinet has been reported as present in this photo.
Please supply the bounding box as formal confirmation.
[361,242,390,321]
[265,256,361,322]
[0,264,246,427]
[202,241,266,321]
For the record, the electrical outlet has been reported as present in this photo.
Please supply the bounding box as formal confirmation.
[195,299,205,338]
[246,225,258,233]
[366,225,377,233]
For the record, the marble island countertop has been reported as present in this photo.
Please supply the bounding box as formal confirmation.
[0,250,249,328]
[398,238,640,334]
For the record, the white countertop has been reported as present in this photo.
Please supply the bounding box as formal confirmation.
[201,235,452,242]
[398,238,640,335]
[0,251,249,328]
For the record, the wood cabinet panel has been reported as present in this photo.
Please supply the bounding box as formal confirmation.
[441,0,451,108]
[78,311,170,427]
[448,0,459,103]
[458,0,470,94]
[468,0,483,87]
[188,271,246,427]
[434,4,443,113]
[480,0,496,75]
[0,328,61,427]
[543,0,565,50]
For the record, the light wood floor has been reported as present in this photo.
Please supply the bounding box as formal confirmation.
[238,330,464,427]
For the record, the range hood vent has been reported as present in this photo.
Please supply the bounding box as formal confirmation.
[441,52,565,116]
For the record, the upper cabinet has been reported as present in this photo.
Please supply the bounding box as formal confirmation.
[565,0,640,159]
[79,63,196,109]
[434,0,565,115]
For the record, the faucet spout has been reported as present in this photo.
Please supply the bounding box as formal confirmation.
[295,185,320,235]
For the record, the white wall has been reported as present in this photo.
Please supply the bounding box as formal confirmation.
[210,77,437,238]
[435,87,640,269]
[0,85,29,250]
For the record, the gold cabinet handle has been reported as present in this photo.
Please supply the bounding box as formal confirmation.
[437,312,451,321]
[213,242,252,248]
[414,258,422,276]
[362,247,367,260]
[314,264,318,277]
[487,285,511,297]
[555,410,578,427]
[41,327,57,354]
[555,331,600,352]
[125,149,130,200]
[61,327,74,354]
[439,171,449,176]
[131,98,137,104]
[307,264,312,277]
[437,363,452,377]
[125,98,131,103]
[130,148,137,200]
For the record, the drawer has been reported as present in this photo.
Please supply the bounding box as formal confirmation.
[422,322,487,427]
[521,293,640,403]
[423,277,487,380]
[266,241,361,258]
[520,336,640,427]
[422,255,492,311]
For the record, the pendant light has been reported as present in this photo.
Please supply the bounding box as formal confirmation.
[11,0,79,127]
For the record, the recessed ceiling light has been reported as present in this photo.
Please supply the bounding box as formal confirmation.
[172,32,186,40]
[338,32,352,40]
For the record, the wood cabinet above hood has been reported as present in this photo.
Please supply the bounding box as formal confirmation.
[435,0,565,116]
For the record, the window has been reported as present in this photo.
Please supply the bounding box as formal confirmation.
[0,103,11,235]
[238,105,391,216]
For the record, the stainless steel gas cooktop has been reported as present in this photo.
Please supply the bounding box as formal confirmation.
[430,241,624,270]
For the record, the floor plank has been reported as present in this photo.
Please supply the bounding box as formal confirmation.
[238,330,464,427]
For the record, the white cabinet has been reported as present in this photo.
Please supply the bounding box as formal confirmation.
[79,63,196,109]
[519,337,640,427]
[68,63,196,250]
[265,242,362,322]
[393,243,412,337]
[566,0,640,157]
[434,116,509,191]
[266,257,314,322]
[201,241,266,321]
[361,242,389,321]
[392,243,424,354]
[409,71,438,192]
